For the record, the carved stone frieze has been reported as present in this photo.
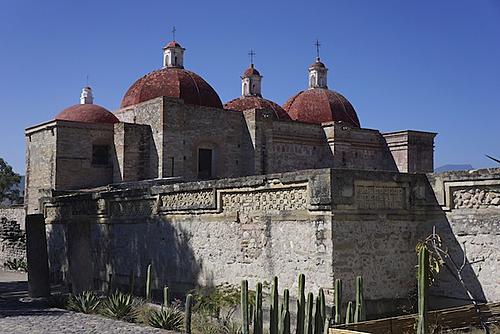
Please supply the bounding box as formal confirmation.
[222,187,307,213]
[355,185,405,209]
[453,187,500,209]
[160,190,215,211]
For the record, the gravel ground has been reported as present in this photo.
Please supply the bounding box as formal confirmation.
[0,270,174,334]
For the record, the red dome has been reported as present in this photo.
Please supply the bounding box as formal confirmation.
[121,67,223,109]
[164,40,182,48]
[243,66,261,77]
[283,88,360,127]
[224,96,291,120]
[55,104,119,124]
[309,60,326,69]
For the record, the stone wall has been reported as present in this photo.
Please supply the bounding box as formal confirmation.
[427,168,500,307]
[0,217,26,268]
[383,130,436,173]
[25,122,57,214]
[0,206,26,230]
[43,168,440,317]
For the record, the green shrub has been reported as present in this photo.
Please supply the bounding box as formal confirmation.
[147,306,184,331]
[100,291,141,321]
[67,291,100,314]
[47,293,69,309]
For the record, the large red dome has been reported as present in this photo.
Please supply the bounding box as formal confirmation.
[120,67,223,109]
[283,88,360,127]
[224,96,291,120]
[55,104,119,124]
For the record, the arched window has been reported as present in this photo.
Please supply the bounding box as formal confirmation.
[174,56,178,66]
[310,74,316,87]
[164,54,169,66]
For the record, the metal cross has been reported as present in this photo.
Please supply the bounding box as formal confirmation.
[248,49,256,65]
[315,39,321,59]
[172,26,176,41]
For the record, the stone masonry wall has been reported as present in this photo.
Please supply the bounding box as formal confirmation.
[0,217,26,269]
[43,168,437,317]
[427,168,500,307]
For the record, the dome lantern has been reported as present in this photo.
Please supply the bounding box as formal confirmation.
[80,86,94,104]
[241,50,262,97]
[163,27,185,68]
[308,40,328,89]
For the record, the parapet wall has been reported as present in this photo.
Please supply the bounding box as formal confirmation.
[43,168,438,316]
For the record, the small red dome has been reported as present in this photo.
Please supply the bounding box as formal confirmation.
[164,40,182,48]
[243,66,261,77]
[121,67,223,109]
[283,88,360,127]
[224,96,291,120]
[55,104,119,124]
[309,60,326,69]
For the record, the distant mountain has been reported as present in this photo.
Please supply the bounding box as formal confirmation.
[434,164,474,173]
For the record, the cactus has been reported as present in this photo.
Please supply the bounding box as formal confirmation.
[334,279,342,324]
[270,276,279,334]
[319,288,326,323]
[314,295,322,334]
[128,270,135,295]
[296,273,306,334]
[417,247,429,334]
[345,301,354,324]
[145,263,152,300]
[353,276,365,323]
[254,282,263,334]
[323,316,331,334]
[163,286,169,307]
[185,293,193,334]
[241,280,249,334]
[280,288,290,334]
[304,292,314,334]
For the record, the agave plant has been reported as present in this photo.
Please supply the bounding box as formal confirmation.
[148,306,184,330]
[100,291,141,321]
[67,291,101,314]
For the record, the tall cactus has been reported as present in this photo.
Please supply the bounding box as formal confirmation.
[280,288,290,334]
[241,280,249,334]
[417,247,429,334]
[319,288,326,323]
[304,292,314,334]
[296,274,306,334]
[314,295,322,334]
[334,279,342,324]
[145,263,152,300]
[353,276,365,323]
[185,293,193,334]
[270,276,279,334]
[345,301,354,324]
[163,286,169,307]
[254,282,263,334]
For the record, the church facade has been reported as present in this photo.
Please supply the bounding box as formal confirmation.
[25,39,435,214]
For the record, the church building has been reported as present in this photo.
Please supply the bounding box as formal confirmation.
[25,38,435,214]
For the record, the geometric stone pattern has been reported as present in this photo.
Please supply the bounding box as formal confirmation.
[109,200,155,217]
[452,187,500,209]
[355,185,405,209]
[221,187,307,212]
[160,190,214,211]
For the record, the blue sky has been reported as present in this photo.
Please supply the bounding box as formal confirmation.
[1,0,499,173]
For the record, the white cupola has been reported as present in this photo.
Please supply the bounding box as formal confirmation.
[241,64,262,97]
[80,86,94,104]
[308,58,328,89]
[163,41,185,68]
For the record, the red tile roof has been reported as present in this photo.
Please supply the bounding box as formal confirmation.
[283,88,360,127]
[121,67,223,109]
[224,96,290,120]
[55,104,119,124]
